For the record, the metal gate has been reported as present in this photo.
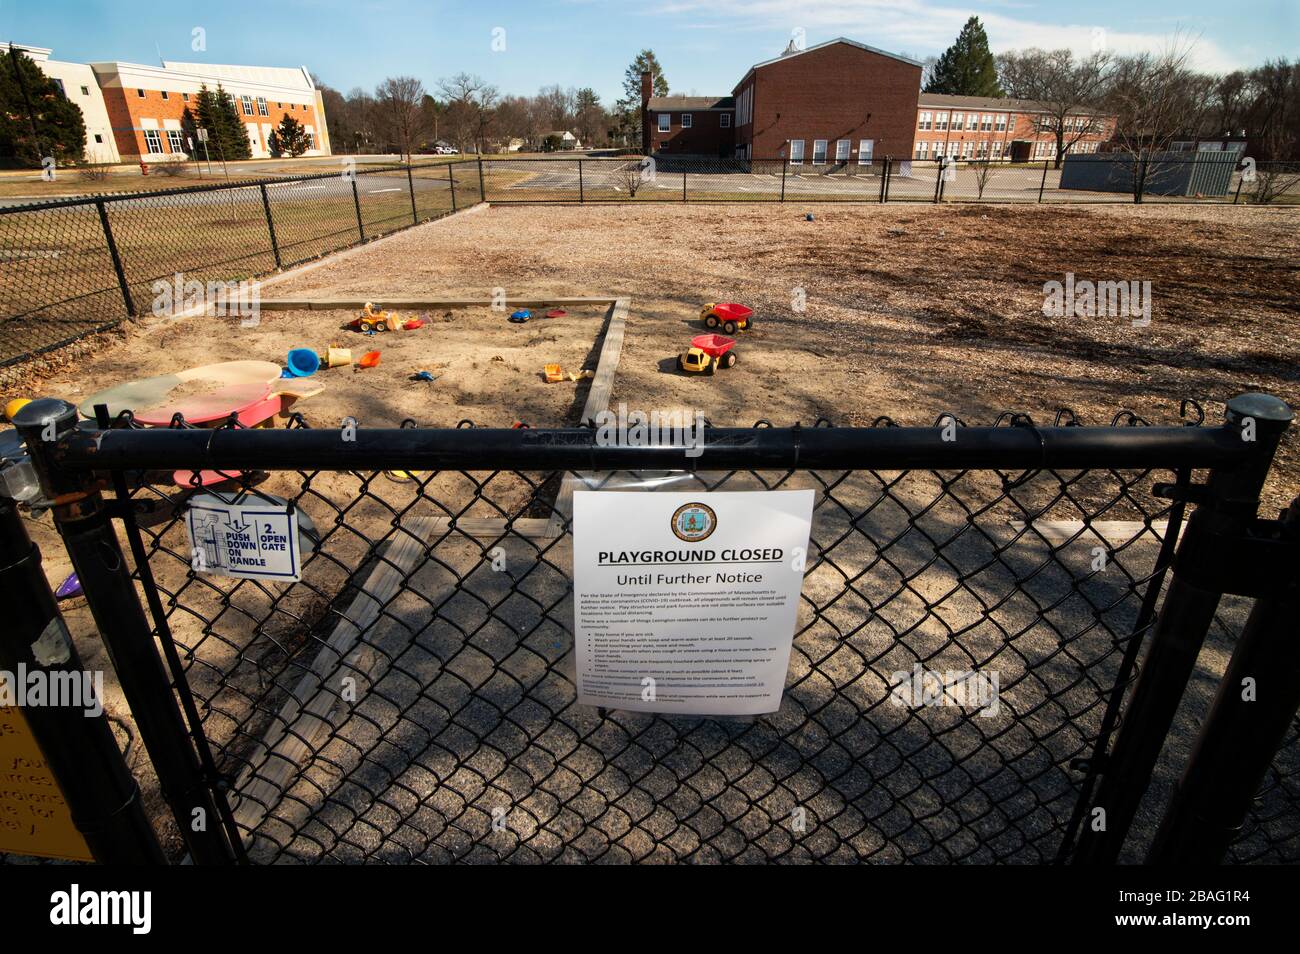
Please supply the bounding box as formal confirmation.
[6,392,1297,864]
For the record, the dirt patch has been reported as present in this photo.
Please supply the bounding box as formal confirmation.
[263,202,1300,512]
[30,303,610,429]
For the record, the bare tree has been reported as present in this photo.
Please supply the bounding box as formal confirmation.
[437,73,499,153]
[373,76,429,161]
[996,49,1113,167]
[971,160,996,199]
[1105,39,1218,200]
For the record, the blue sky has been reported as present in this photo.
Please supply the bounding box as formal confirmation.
[4,0,1296,104]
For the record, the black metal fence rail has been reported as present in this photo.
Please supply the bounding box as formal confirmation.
[11,393,1293,864]
[0,160,482,377]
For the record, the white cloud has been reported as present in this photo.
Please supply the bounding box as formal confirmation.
[641,0,1245,72]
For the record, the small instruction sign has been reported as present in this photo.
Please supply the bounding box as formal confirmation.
[185,493,302,582]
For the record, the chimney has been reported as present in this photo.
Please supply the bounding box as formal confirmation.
[640,70,652,108]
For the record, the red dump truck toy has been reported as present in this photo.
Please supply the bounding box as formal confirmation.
[678,334,737,375]
[700,302,754,334]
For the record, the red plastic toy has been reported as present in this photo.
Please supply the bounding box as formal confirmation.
[701,302,754,334]
[678,334,738,374]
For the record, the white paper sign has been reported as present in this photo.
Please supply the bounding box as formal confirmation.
[572,489,814,715]
[185,493,303,582]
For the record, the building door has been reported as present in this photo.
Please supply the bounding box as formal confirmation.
[858,139,874,164]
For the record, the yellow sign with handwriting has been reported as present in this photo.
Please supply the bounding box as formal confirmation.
[0,705,92,861]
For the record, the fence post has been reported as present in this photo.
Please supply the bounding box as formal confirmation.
[258,182,281,269]
[446,163,457,213]
[477,155,486,202]
[683,166,688,202]
[408,163,419,223]
[1038,159,1049,202]
[578,158,584,204]
[13,398,237,866]
[95,198,135,317]
[1233,171,1245,205]
[933,159,944,203]
[781,157,787,202]
[1146,494,1300,864]
[1072,392,1293,865]
[879,157,888,203]
[351,177,365,242]
[0,494,167,864]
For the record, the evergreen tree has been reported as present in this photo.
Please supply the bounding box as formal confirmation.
[274,113,309,157]
[616,50,668,150]
[0,45,87,165]
[214,83,253,159]
[924,17,1003,97]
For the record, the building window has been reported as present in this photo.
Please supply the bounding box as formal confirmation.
[256,96,268,116]
[143,129,162,154]
[789,139,804,164]
[241,95,254,115]
[161,90,169,100]
[305,131,315,149]
[720,114,731,128]
[935,112,948,131]
[681,113,692,128]
[995,114,1007,131]
[657,113,670,133]
[835,139,850,162]
[80,84,89,95]
[981,114,992,131]
[962,141,973,158]
[915,141,928,159]
[991,140,1002,158]
[167,129,184,152]
[919,111,932,130]
[951,112,963,131]
[857,139,873,164]
[182,92,189,101]
[94,133,103,143]
[977,141,988,158]
[137,88,146,98]
[812,140,827,164]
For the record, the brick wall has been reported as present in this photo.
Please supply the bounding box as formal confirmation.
[738,43,922,161]
[104,85,325,160]
[645,110,735,157]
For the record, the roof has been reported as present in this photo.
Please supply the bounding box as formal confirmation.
[647,96,735,111]
[918,92,1109,116]
[734,37,922,93]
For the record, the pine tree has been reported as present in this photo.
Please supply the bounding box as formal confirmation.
[274,113,308,157]
[924,17,1003,98]
[214,83,253,159]
[0,46,87,165]
[617,50,668,150]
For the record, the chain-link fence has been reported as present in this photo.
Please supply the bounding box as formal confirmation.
[480,155,1299,206]
[6,400,1266,864]
[0,160,482,381]
[3,154,1295,387]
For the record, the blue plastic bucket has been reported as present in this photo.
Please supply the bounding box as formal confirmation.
[286,348,320,377]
